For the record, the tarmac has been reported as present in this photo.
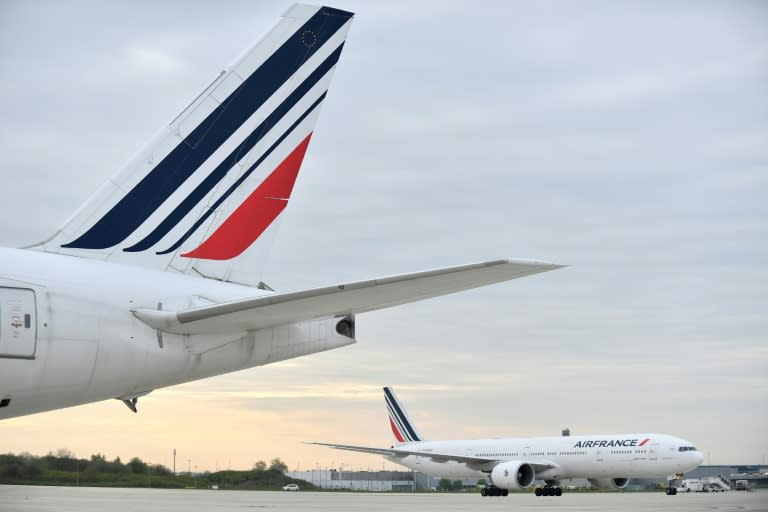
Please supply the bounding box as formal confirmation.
[1,485,766,512]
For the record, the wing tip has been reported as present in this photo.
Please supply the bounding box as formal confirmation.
[498,258,568,270]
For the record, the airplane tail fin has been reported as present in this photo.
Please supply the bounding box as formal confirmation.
[384,387,424,444]
[27,4,354,285]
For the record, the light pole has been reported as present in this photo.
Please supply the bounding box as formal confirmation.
[173,449,176,474]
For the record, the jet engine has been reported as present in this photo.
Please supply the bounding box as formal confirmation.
[335,315,355,338]
[490,461,536,489]
[588,477,630,490]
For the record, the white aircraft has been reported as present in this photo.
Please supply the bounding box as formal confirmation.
[311,387,704,497]
[0,5,562,421]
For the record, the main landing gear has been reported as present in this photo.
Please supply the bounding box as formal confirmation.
[665,487,677,495]
[480,486,508,497]
[535,482,563,497]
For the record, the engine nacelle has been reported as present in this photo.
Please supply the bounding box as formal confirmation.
[490,461,536,490]
[588,477,630,490]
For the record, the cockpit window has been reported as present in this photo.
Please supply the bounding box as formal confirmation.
[678,446,697,452]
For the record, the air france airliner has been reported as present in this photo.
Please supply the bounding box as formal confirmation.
[0,5,562,420]
[311,387,704,497]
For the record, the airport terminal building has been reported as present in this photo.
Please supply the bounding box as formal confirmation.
[288,469,420,491]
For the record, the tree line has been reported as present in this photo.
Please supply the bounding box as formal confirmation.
[0,450,298,489]
[0,449,171,480]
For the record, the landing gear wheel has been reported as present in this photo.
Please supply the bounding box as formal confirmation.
[535,485,563,497]
[502,489,508,497]
[482,486,505,497]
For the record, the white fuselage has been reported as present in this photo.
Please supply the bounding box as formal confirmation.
[387,433,703,481]
[0,247,354,419]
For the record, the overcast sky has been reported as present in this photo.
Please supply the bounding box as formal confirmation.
[1,1,766,473]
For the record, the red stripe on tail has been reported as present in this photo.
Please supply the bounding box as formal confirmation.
[389,418,405,443]
[182,133,312,260]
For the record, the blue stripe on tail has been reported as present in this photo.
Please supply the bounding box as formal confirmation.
[63,7,352,250]
[384,387,422,442]
[125,44,345,253]
[156,91,328,255]
[385,399,413,442]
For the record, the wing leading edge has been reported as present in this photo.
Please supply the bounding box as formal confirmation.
[305,441,556,473]
[133,259,563,334]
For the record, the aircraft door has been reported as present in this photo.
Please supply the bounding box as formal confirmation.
[649,445,657,460]
[0,287,37,358]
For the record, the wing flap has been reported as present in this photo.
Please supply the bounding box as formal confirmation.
[133,259,563,334]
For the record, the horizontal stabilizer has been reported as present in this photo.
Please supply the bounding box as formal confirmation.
[133,259,563,334]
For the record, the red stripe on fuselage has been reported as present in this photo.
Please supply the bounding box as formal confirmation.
[181,133,312,260]
[638,438,650,446]
[390,418,405,443]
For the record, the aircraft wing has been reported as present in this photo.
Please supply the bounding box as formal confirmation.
[306,441,556,472]
[133,259,563,335]
[306,442,405,458]
[306,441,497,464]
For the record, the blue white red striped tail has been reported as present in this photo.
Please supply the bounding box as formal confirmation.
[29,4,354,286]
[384,387,424,444]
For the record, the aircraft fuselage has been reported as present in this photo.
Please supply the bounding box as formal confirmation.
[387,434,703,481]
[0,247,353,419]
